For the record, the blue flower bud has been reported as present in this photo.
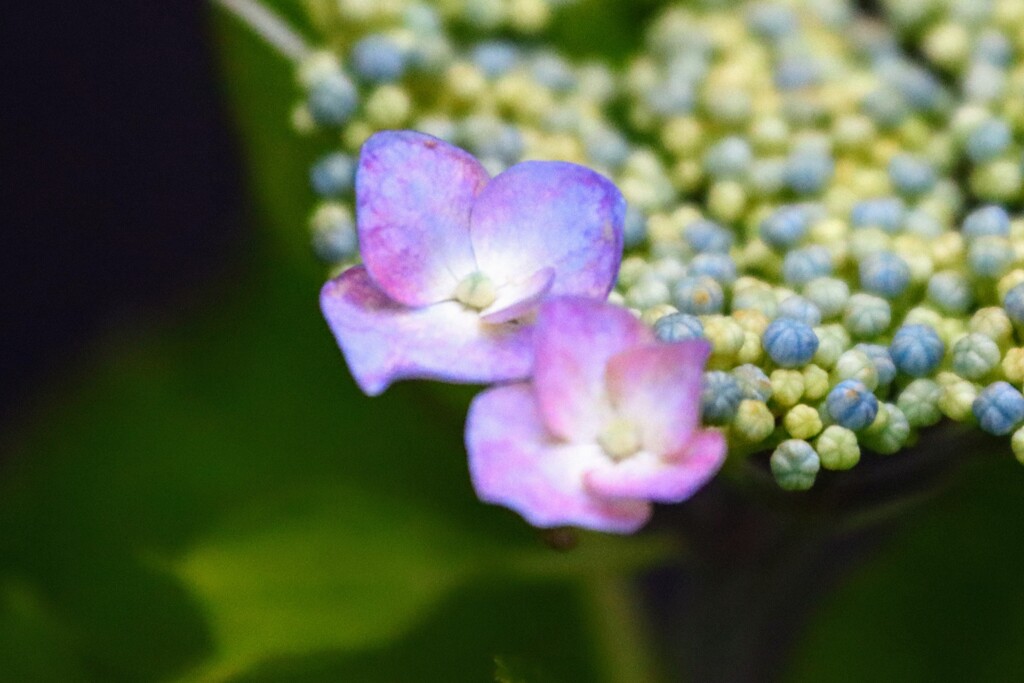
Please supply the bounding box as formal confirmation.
[803,277,850,320]
[973,381,1024,435]
[684,219,733,254]
[778,295,822,326]
[965,119,1012,163]
[351,34,407,83]
[974,29,1013,67]
[890,324,944,377]
[746,3,797,39]
[859,251,911,298]
[733,364,773,402]
[470,41,520,78]
[961,205,1011,240]
[403,3,442,33]
[654,313,704,342]
[968,236,1013,279]
[673,276,724,315]
[888,154,936,196]
[704,136,753,180]
[770,439,820,490]
[763,318,819,368]
[843,293,891,338]
[623,206,648,249]
[952,332,1001,380]
[850,197,905,233]
[702,371,743,425]
[856,343,897,386]
[784,150,834,195]
[689,253,737,287]
[583,127,631,170]
[310,153,355,197]
[760,205,811,251]
[826,379,879,431]
[927,270,973,314]
[774,58,820,90]
[530,52,576,92]
[1003,282,1024,324]
[783,246,833,286]
[307,72,358,126]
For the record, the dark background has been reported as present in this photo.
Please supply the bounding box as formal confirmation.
[2,3,243,427]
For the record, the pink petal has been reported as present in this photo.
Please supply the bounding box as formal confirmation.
[584,430,726,503]
[532,298,653,443]
[479,267,555,324]
[356,131,489,307]
[605,341,711,456]
[469,161,625,299]
[320,266,533,395]
[466,384,652,533]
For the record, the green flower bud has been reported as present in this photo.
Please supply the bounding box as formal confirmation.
[897,378,943,427]
[770,369,805,409]
[969,307,1013,346]
[862,403,911,455]
[939,377,980,422]
[784,404,824,440]
[802,364,831,401]
[771,440,820,491]
[1012,425,1024,466]
[834,349,880,391]
[731,399,776,444]
[815,425,861,470]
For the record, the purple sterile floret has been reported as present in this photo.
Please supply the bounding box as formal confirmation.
[320,130,626,395]
[466,298,726,534]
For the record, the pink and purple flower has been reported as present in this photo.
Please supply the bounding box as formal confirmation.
[466,298,726,533]
[320,130,626,395]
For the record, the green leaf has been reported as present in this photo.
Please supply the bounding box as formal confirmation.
[0,4,673,682]
[786,455,1024,683]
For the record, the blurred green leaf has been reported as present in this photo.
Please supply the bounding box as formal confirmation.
[786,455,1024,683]
[0,4,672,682]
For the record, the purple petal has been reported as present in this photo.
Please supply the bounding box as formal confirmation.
[532,298,652,442]
[357,131,489,307]
[605,341,710,456]
[466,384,652,533]
[584,430,726,503]
[320,266,533,395]
[479,267,554,324]
[469,161,625,298]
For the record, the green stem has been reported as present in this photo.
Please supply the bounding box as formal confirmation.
[212,0,311,62]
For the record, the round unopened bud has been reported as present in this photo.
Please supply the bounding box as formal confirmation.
[771,440,820,491]
[816,425,861,470]
[732,400,776,443]
[770,369,805,409]
[784,404,824,440]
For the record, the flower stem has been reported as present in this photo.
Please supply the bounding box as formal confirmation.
[211,0,310,62]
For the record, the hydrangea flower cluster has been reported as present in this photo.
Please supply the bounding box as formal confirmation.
[297,0,1024,528]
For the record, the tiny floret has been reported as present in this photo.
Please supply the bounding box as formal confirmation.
[816,425,860,470]
[702,371,743,425]
[654,313,704,342]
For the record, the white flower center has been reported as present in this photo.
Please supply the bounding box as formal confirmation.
[597,417,641,461]
[453,271,498,310]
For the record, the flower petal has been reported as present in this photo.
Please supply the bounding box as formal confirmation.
[479,267,555,324]
[533,298,653,442]
[605,341,711,456]
[467,384,652,533]
[357,130,489,306]
[584,430,726,503]
[320,266,533,395]
[469,161,625,298]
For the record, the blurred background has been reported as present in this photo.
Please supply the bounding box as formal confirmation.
[2,2,1024,682]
